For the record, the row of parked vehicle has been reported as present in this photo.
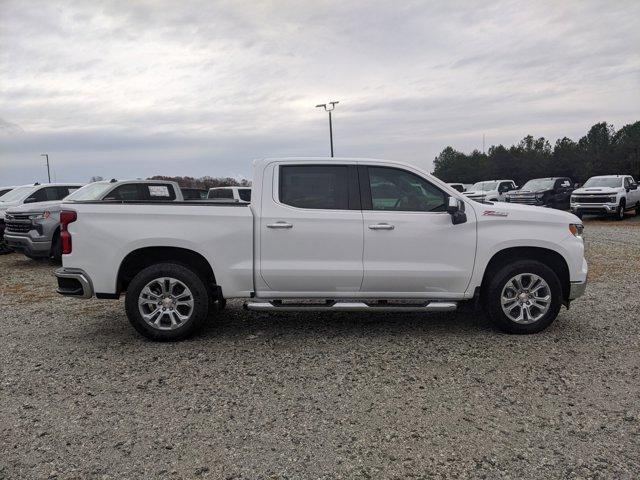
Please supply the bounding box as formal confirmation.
[0,180,252,259]
[447,175,640,220]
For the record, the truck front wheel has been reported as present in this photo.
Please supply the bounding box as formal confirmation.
[483,260,562,334]
[615,200,626,220]
[125,263,210,341]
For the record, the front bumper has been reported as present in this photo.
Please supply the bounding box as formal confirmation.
[4,233,51,257]
[55,268,94,299]
[571,203,618,214]
[568,279,587,300]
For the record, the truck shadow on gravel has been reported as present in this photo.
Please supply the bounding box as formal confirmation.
[80,304,564,344]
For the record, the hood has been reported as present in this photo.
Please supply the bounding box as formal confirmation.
[469,200,580,224]
[572,186,620,195]
[0,200,21,218]
[6,200,64,214]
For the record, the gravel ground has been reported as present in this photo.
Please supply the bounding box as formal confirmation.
[1,216,639,479]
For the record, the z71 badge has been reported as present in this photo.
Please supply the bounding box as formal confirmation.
[483,210,509,217]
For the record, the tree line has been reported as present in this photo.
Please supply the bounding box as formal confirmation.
[148,175,251,190]
[432,121,640,185]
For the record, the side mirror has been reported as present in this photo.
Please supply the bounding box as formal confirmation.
[574,183,581,189]
[630,184,638,190]
[447,197,467,225]
[24,197,37,204]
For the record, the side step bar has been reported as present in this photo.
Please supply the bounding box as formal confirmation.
[244,300,457,312]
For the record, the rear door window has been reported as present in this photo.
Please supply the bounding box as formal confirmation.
[106,184,141,201]
[279,165,350,210]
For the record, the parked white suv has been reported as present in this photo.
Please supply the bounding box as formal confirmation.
[464,180,517,203]
[55,158,587,341]
[570,175,640,220]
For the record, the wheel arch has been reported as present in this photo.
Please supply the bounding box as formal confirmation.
[481,246,571,301]
[117,246,217,296]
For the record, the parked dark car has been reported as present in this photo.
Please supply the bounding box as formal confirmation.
[505,177,575,209]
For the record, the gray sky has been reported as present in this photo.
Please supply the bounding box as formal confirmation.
[1,0,639,185]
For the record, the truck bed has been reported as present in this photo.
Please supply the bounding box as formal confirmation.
[62,201,254,297]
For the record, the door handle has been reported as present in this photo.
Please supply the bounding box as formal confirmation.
[368,223,395,230]
[267,221,293,229]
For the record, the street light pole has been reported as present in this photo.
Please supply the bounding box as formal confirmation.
[315,101,339,157]
[41,154,51,182]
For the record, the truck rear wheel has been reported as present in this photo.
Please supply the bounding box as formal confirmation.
[125,263,210,341]
[483,260,562,334]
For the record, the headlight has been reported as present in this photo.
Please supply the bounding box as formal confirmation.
[609,196,617,203]
[536,193,545,200]
[30,211,50,220]
[569,223,584,238]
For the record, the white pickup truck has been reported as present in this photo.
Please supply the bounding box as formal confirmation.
[55,158,587,341]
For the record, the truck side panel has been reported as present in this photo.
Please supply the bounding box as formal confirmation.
[63,203,254,297]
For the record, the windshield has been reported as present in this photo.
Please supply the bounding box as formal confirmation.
[0,186,34,202]
[521,179,555,191]
[583,177,623,188]
[66,182,113,201]
[471,181,498,191]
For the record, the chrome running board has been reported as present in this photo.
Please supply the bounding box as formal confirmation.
[244,300,457,312]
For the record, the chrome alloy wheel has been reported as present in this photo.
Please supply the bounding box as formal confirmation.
[138,277,195,330]
[500,273,551,324]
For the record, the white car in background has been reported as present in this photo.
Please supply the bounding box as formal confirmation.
[570,175,640,220]
[464,180,517,203]
[208,186,251,202]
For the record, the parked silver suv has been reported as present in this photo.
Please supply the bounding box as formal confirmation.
[4,180,182,261]
[0,183,84,255]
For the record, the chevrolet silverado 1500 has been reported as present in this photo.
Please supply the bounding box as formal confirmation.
[55,158,587,341]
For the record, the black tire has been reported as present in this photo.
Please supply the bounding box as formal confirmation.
[216,298,227,311]
[635,204,640,216]
[51,232,62,263]
[483,260,562,334]
[0,239,12,255]
[616,200,626,221]
[125,263,210,341]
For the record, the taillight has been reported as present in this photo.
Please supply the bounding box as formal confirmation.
[59,210,77,254]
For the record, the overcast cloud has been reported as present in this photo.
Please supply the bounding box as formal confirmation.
[1,0,639,185]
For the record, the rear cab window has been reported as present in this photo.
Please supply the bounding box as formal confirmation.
[279,165,356,210]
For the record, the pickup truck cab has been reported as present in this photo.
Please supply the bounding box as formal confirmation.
[55,158,587,341]
[208,186,251,202]
[506,177,574,209]
[4,180,182,260]
[464,180,517,203]
[0,183,84,254]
